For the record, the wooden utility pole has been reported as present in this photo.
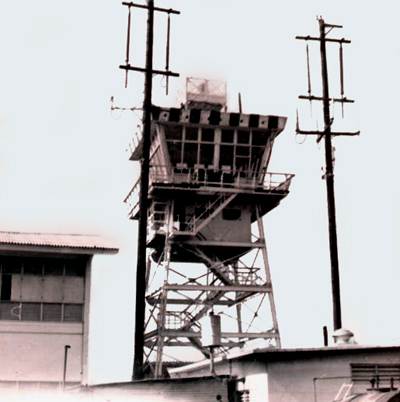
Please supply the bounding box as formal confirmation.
[120,0,179,380]
[133,0,153,381]
[296,18,359,331]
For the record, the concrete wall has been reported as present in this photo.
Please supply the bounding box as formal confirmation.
[0,256,92,385]
[261,349,400,402]
[80,377,231,402]
[169,348,400,402]
[0,321,83,382]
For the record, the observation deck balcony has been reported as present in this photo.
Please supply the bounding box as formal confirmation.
[124,166,294,221]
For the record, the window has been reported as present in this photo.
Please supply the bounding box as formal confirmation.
[185,126,198,141]
[167,142,182,165]
[183,142,198,167]
[218,129,268,176]
[221,129,234,143]
[0,302,83,323]
[42,303,62,322]
[252,131,269,146]
[222,209,241,221]
[165,125,217,169]
[64,304,83,322]
[22,303,41,321]
[220,146,234,167]
[0,256,86,323]
[199,144,214,166]
[164,124,182,141]
[202,128,214,142]
[0,275,11,301]
[237,130,250,144]
[163,124,271,178]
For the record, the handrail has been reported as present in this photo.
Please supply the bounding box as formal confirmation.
[124,166,294,218]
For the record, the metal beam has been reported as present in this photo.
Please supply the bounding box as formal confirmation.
[182,240,264,248]
[147,298,235,306]
[161,331,280,339]
[164,284,272,292]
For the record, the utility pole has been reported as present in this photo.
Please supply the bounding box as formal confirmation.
[296,17,359,331]
[120,0,179,380]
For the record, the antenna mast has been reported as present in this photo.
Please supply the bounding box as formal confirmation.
[296,17,360,331]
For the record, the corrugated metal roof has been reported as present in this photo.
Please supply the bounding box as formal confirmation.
[0,231,118,254]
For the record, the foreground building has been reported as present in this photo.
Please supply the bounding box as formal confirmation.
[0,231,118,391]
[168,336,400,402]
[68,338,400,402]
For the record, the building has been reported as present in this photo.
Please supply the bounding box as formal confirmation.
[65,335,400,402]
[0,231,118,391]
[168,338,400,402]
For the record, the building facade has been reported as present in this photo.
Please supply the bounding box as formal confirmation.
[0,231,118,390]
[169,344,400,402]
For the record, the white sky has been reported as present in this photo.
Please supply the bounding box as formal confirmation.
[0,0,400,384]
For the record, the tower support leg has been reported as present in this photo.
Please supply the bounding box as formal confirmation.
[256,205,281,348]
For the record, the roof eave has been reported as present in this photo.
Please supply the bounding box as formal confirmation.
[0,243,119,256]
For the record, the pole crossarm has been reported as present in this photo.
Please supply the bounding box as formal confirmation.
[296,35,351,44]
[298,95,355,103]
[296,130,360,137]
[122,1,180,15]
[120,64,179,77]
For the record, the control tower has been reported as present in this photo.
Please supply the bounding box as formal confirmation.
[125,78,294,377]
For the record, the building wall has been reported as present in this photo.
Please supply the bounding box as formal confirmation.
[200,205,252,243]
[184,202,252,243]
[265,349,400,402]
[0,254,92,386]
[0,321,83,382]
[169,348,400,402]
[80,377,232,402]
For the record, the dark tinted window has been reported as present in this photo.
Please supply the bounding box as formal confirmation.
[222,209,241,221]
[252,131,268,146]
[23,258,43,275]
[185,126,198,141]
[164,125,183,140]
[237,130,250,144]
[1,257,21,274]
[202,128,214,142]
[44,259,64,276]
[221,130,234,143]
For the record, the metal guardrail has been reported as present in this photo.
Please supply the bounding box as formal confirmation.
[125,167,294,218]
[126,128,142,157]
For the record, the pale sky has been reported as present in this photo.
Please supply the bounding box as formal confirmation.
[0,0,400,384]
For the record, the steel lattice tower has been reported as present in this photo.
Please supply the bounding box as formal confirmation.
[125,78,294,377]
